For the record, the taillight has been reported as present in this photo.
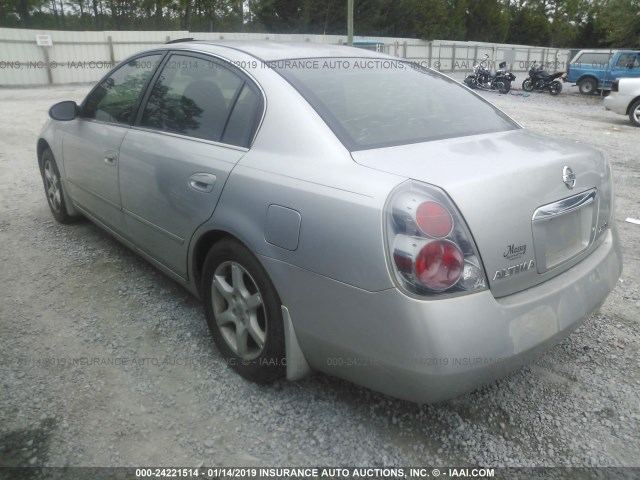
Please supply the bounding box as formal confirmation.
[612,79,619,92]
[385,181,487,298]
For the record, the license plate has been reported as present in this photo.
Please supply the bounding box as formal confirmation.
[532,190,598,273]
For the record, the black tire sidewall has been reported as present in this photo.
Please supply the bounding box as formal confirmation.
[550,81,562,95]
[40,149,72,223]
[202,238,286,383]
[522,79,534,92]
[630,100,640,127]
[579,78,596,95]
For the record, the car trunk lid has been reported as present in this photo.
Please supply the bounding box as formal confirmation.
[352,129,613,298]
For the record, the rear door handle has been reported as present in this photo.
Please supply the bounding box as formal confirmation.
[188,173,217,193]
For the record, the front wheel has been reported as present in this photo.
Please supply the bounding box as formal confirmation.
[40,148,78,224]
[522,78,534,92]
[578,78,597,95]
[629,99,640,127]
[550,80,562,95]
[202,238,286,383]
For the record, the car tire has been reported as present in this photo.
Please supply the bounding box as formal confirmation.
[522,78,534,92]
[550,80,562,96]
[629,99,640,127]
[202,238,286,383]
[40,148,79,224]
[578,78,597,95]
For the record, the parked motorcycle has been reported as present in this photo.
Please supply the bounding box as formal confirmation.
[522,61,563,95]
[463,54,516,94]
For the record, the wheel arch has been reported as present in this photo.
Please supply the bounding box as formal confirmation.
[37,138,51,169]
[625,96,640,115]
[577,75,599,86]
[191,229,234,297]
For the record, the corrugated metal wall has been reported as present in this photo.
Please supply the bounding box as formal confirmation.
[0,27,570,86]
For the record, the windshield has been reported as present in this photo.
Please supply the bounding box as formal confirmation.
[275,57,518,151]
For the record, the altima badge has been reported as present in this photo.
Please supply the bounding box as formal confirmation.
[563,166,576,189]
[493,260,535,281]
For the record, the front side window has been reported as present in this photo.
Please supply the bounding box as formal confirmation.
[141,54,257,145]
[83,54,161,124]
[616,53,640,68]
[277,58,517,151]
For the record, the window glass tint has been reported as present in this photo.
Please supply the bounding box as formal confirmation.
[83,55,161,124]
[141,55,244,142]
[222,84,261,147]
[575,52,612,66]
[277,58,517,150]
[616,53,639,67]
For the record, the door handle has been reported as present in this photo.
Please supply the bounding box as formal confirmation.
[104,151,118,165]
[188,173,217,193]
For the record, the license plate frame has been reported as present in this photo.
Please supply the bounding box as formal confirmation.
[532,189,598,273]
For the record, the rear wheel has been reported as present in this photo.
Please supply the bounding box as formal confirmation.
[202,238,286,383]
[522,78,534,92]
[497,80,511,94]
[550,80,562,96]
[464,76,477,89]
[629,99,640,127]
[40,148,78,224]
[578,78,597,95]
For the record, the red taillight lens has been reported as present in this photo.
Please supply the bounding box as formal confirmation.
[415,241,464,291]
[416,201,453,238]
[386,181,487,297]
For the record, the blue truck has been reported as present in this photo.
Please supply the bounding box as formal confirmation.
[564,49,640,94]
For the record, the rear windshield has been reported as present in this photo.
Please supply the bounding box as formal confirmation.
[275,58,518,151]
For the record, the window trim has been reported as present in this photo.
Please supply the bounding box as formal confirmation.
[79,50,168,127]
[133,50,265,149]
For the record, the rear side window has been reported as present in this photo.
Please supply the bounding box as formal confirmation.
[83,54,162,124]
[140,54,260,146]
[575,52,612,67]
[277,58,517,151]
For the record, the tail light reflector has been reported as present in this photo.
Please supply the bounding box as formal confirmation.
[385,180,487,298]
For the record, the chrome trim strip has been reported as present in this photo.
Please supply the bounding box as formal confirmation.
[532,189,597,222]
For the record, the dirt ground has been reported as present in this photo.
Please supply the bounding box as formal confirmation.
[0,81,638,474]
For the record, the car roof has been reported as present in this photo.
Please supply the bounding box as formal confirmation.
[171,40,388,62]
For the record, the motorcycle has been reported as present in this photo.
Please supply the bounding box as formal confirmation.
[522,61,563,95]
[463,54,516,94]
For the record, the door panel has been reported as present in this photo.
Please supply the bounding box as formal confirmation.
[63,122,129,233]
[118,53,263,278]
[62,53,162,233]
[118,131,244,277]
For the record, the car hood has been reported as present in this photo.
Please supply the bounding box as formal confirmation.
[352,129,613,297]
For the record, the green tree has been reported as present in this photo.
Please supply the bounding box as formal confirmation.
[466,0,510,42]
[507,0,550,46]
[599,0,640,48]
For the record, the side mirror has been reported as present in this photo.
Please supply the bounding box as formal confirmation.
[49,101,79,121]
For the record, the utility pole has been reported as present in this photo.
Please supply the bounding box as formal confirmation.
[347,0,353,46]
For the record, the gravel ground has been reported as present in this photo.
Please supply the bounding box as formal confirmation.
[0,82,638,473]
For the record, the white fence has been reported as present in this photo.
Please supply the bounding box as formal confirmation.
[0,27,571,86]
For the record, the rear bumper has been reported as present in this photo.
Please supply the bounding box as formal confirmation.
[604,94,630,115]
[263,227,622,403]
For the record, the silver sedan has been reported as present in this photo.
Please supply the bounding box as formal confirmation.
[38,41,622,403]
